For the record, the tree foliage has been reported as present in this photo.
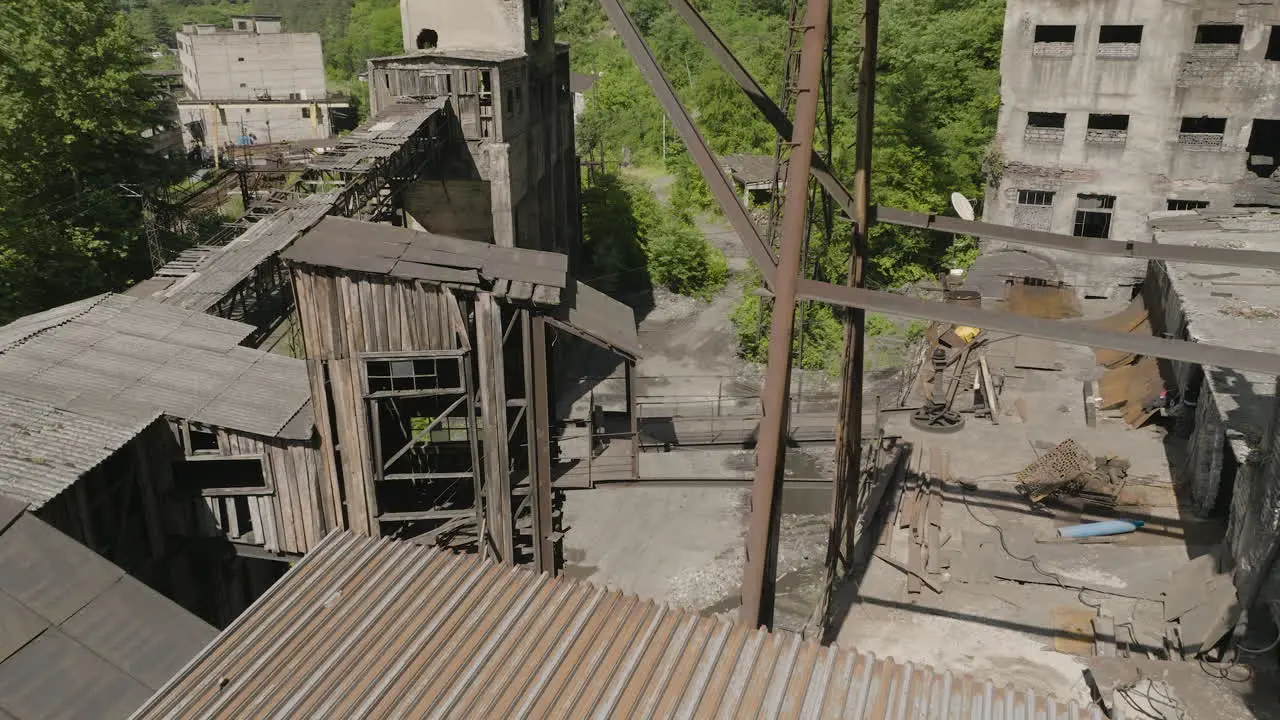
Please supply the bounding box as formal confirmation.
[579,173,727,301]
[0,0,171,321]
[559,0,1002,370]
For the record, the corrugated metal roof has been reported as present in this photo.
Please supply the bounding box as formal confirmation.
[135,532,1102,720]
[0,394,162,507]
[0,501,216,720]
[155,196,337,313]
[0,294,312,444]
[282,215,568,288]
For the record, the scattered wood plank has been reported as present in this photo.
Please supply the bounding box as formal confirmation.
[979,355,1000,426]
[926,493,942,576]
[877,552,940,594]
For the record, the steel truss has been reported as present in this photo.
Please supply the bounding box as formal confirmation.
[599,0,1280,630]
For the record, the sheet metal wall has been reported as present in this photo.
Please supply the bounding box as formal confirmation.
[291,266,471,536]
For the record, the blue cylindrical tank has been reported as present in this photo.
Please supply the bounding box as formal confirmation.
[1057,520,1145,538]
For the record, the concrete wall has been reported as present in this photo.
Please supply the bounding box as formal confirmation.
[399,0,556,63]
[989,0,1280,246]
[400,0,526,54]
[369,47,578,257]
[178,101,339,150]
[177,29,325,101]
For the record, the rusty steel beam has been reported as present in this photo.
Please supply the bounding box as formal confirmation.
[795,279,1280,376]
[874,206,1280,270]
[740,0,829,631]
[828,0,879,596]
[598,0,778,286]
[664,0,856,223]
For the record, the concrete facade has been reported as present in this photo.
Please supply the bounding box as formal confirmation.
[177,99,344,150]
[175,17,343,153]
[1144,209,1280,609]
[989,2,1280,258]
[370,1,578,258]
[177,17,325,102]
[399,0,543,57]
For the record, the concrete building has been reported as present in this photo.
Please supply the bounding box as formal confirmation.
[988,1,1280,279]
[1143,209,1280,611]
[175,16,348,154]
[369,0,579,257]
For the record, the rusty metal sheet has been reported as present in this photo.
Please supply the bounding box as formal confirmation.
[134,531,1104,719]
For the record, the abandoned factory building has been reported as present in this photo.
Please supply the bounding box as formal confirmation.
[373,0,579,257]
[988,0,1280,280]
[176,16,349,151]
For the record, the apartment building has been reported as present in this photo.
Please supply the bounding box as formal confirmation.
[174,16,348,153]
[369,0,579,258]
[988,1,1280,263]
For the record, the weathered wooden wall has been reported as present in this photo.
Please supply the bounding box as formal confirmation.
[291,266,471,536]
[185,428,324,556]
[36,421,179,590]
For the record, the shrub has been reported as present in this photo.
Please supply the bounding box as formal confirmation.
[646,220,728,300]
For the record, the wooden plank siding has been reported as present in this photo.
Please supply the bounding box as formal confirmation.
[290,266,471,539]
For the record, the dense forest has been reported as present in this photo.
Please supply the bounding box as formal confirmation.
[0,0,1002,357]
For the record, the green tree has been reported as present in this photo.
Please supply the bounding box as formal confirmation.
[0,0,169,321]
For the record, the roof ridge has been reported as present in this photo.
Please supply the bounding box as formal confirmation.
[0,293,116,354]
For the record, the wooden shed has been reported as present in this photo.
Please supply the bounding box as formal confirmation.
[0,294,323,624]
[283,216,640,572]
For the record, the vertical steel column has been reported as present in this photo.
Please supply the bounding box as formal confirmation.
[626,362,640,480]
[528,314,556,573]
[740,0,830,631]
[828,0,879,583]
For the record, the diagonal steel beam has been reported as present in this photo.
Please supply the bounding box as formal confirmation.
[874,206,1280,270]
[665,0,856,222]
[599,0,778,285]
[794,279,1280,375]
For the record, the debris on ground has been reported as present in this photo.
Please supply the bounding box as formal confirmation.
[1014,438,1131,504]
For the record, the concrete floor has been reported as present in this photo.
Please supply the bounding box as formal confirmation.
[560,177,839,633]
[557,176,1243,711]
[826,295,1229,704]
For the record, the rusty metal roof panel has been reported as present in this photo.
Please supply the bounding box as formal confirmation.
[0,509,215,720]
[135,532,1103,720]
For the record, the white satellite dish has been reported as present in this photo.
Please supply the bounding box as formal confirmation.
[950,192,976,221]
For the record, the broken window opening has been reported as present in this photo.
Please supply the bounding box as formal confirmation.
[1181,117,1227,134]
[1167,199,1210,211]
[175,457,270,494]
[1087,114,1129,131]
[1017,189,1055,206]
[480,71,492,95]
[416,28,439,50]
[1099,25,1143,44]
[1246,119,1280,178]
[1027,112,1067,129]
[1073,194,1115,239]
[1086,113,1130,146]
[1268,27,1280,61]
[186,423,220,455]
[1034,25,1075,43]
[301,107,311,119]
[364,356,463,397]
[1194,24,1243,45]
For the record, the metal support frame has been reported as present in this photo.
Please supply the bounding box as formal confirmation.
[827,0,878,605]
[601,0,1280,630]
[602,0,1280,377]
[740,0,829,631]
[665,0,856,222]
